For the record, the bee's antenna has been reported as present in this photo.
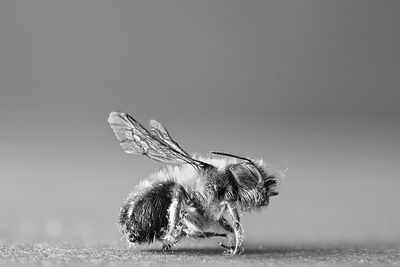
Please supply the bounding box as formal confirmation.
[211,151,253,163]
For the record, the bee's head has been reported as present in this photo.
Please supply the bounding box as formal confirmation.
[250,160,279,203]
[212,152,278,209]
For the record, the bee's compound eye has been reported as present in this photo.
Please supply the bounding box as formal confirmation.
[244,163,262,183]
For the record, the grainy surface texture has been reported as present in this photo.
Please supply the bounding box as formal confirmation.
[1,243,399,267]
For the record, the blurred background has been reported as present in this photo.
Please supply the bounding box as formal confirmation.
[0,0,399,246]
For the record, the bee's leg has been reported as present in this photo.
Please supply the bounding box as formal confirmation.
[162,185,185,251]
[219,202,243,255]
[201,232,227,238]
[218,217,234,234]
[184,231,227,238]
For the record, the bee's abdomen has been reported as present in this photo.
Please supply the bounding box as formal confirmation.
[120,181,176,244]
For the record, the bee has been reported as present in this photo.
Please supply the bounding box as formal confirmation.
[108,111,279,254]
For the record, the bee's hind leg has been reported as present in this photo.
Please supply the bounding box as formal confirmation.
[161,185,186,251]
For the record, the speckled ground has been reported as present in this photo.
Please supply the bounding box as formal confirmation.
[1,243,399,266]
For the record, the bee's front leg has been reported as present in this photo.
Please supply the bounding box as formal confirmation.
[162,185,185,251]
[221,202,243,255]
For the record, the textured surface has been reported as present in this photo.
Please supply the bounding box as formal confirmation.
[1,0,400,248]
[1,243,400,267]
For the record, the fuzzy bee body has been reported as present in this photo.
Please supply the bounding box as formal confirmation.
[108,112,278,254]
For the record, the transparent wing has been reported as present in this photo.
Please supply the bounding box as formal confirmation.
[108,111,208,168]
[149,119,192,158]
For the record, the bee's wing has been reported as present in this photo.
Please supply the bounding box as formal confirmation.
[108,111,208,168]
[149,119,192,158]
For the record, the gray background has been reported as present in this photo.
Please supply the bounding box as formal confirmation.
[1,0,399,246]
